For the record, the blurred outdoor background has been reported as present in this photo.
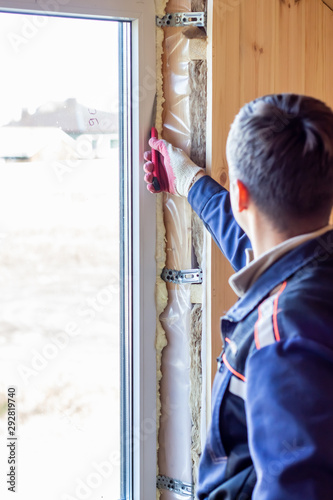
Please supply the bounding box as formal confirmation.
[0,12,121,500]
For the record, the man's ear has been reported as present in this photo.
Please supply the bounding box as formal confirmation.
[236,179,250,212]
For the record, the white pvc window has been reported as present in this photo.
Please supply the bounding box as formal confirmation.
[0,2,156,500]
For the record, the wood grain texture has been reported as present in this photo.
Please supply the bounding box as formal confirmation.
[323,0,333,11]
[210,0,333,385]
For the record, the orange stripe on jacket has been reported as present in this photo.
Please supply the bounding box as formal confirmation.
[273,281,287,341]
[254,306,262,350]
[222,353,246,382]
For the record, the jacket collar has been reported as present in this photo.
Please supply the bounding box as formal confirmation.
[223,229,333,323]
[229,225,332,297]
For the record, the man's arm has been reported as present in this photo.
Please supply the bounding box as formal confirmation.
[188,174,251,272]
[143,139,252,272]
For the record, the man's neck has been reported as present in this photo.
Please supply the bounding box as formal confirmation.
[249,215,330,259]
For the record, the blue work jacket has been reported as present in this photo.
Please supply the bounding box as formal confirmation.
[188,175,333,500]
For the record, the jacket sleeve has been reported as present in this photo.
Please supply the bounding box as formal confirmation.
[246,338,333,500]
[188,175,252,272]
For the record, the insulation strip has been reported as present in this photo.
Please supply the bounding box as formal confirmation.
[154,0,207,497]
[155,7,168,500]
[189,303,203,485]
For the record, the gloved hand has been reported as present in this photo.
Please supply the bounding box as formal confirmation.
[143,138,205,197]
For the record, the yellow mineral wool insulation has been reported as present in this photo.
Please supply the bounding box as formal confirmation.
[188,54,206,488]
[155,26,165,137]
[192,211,204,268]
[190,303,203,488]
[155,193,168,386]
[191,284,202,305]
[189,59,207,168]
[154,20,168,391]
[191,0,205,10]
[155,0,168,19]
[188,38,207,60]
[155,5,168,500]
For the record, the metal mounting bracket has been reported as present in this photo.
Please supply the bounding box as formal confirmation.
[156,475,194,497]
[156,12,206,28]
[161,267,203,284]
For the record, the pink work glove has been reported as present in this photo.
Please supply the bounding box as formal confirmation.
[143,138,205,197]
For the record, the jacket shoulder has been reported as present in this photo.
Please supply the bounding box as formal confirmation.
[270,262,333,349]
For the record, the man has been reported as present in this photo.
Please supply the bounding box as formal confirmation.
[143,94,333,499]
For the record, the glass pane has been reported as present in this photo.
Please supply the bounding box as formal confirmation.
[0,12,122,500]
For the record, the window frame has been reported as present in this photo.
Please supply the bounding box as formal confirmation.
[0,1,157,499]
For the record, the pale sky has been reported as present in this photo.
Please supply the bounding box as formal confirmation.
[0,12,119,126]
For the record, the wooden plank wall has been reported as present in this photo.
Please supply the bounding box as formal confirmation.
[210,0,333,383]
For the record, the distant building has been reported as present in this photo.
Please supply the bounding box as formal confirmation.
[6,98,118,138]
[0,98,119,162]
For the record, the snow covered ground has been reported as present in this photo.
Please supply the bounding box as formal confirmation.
[0,157,121,500]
